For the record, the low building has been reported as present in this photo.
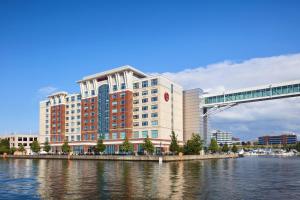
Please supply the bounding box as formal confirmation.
[258,134,297,145]
[211,130,232,145]
[0,134,39,155]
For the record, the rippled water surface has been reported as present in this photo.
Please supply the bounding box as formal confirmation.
[1,157,300,199]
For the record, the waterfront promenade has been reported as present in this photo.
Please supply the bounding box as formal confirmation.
[4,154,237,162]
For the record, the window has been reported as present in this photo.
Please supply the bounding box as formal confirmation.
[112,94,117,99]
[84,134,88,140]
[142,90,148,95]
[112,133,118,139]
[77,135,81,141]
[151,89,158,94]
[121,115,125,120]
[133,115,139,119]
[112,115,117,120]
[133,83,139,89]
[133,92,139,97]
[133,131,139,138]
[142,98,148,103]
[142,121,148,126]
[142,106,148,111]
[71,96,75,101]
[142,81,148,88]
[91,90,95,96]
[120,93,126,98]
[151,97,158,102]
[133,107,139,112]
[121,83,126,89]
[105,133,109,140]
[151,130,158,138]
[142,131,148,138]
[133,100,139,104]
[120,100,125,105]
[142,114,148,118]
[112,101,117,106]
[151,113,158,118]
[151,79,158,86]
[120,132,126,139]
[133,122,139,127]
[112,123,117,128]
[120,107,125,112]
[91,134,95,140]
[113,85,118,91]
[151,120,158,126]
[120,122,125,128]
[112,109,117,113]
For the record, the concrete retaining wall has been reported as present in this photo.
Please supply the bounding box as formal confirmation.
[4,154,238,162]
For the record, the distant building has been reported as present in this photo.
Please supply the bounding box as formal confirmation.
[211,130,232,145]
[258,134,297,145]
[232,137,241,145]
[0,134,39,155]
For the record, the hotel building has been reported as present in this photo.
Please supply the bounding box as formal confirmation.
[39,66,184,154]
[258,134,297,145]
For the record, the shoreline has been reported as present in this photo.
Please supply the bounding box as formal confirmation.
[2,154,238,162]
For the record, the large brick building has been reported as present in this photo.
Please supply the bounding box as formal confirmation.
[39,66,190,154]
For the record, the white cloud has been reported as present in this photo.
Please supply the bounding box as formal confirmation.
[37,86,58,99]
[163,53,300,140]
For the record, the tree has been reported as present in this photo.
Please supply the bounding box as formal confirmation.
[184,134,203,155]
[222,143,229,153]
[209,138,219,153]
[232,144,238,153]
[120,137,133,154]
[94,139,106,154]
[142,136,154,155]
[61,141,71,154]
[44,141,51,153]
[30,140,41,153]
[18,144,26,155]
[10,147,17,155]
[169,131,179,154]
[0,139,10,154]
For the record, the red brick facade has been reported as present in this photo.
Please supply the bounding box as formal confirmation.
[50,105,66,143]
[81,96,98,141]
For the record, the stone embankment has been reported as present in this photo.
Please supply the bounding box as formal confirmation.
[4,154,238,162]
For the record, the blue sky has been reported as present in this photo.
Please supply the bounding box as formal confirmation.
[1,0,300,139]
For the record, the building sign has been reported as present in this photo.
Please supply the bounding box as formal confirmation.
[164,92,169,102]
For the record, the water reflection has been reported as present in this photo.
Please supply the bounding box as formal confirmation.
[1,157,300,199]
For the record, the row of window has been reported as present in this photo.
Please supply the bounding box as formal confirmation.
[133,79,158,89]
[133,97,158,104]
[133,104,158,112]
[111,92,126,99]
[133,120,158,127]
[66,109,81,114]
[133,113,158,119]
[66,103,81,109]
[66,95,81,102]
[133,89,158,97]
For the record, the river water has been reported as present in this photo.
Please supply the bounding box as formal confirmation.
[0,156,300,200]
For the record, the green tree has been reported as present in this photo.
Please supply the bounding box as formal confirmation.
[184,134,203,155]
[30,140,41,153]
[18,144,26,155]
[120,137,133,153]
[222,143,229,153]
[43,141,51,153]
[10,147,17,155]
[169,131,179,154]
[0,139,10,154]
[142,136,154,155]
[61,141,71,154]
[94,138,106,154]
[209,138,219,153]
[232,144,238,153]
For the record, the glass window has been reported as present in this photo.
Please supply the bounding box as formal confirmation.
[133,122,139,127]
[120,132,126,139]
[151,113,158,118]
[133,83,139,89]
[151,79,158,86]
[105,133,109,140]
[113,85,118,91]
[142,114,148,118]
[133,115,139,119]
[142,131,148,138]
[142,106,148,111]
[151,130,158,138]
[151,97,158,102]
[142,90,148,95]
[133,131,139,138]
[133,92,139,97]
[151,120,158,126]
[112,133,118,139]
[91,90,95,96]
[151,89,158,94]
[151,105,158,110]
[142,121,148,126]
[112,109,117,113]
[142,98,148,103]
[112,101,117,106]
[121,83,126,89]
[142,81,148,88]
